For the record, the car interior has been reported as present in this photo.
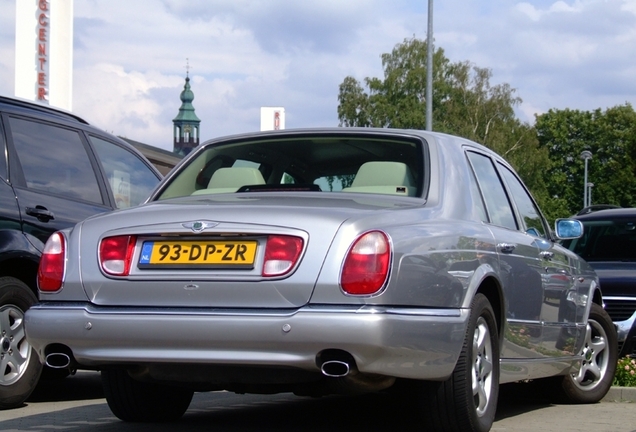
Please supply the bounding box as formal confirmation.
[157,135,425,200]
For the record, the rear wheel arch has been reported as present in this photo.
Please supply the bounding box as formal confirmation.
[0,256,40,294]
[0,228,43,295]
[476,276,504,341]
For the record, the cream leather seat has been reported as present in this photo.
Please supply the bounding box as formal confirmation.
[342,161,416,196]
[192,167,266,195]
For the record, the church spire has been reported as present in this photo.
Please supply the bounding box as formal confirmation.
[173,59,201,156]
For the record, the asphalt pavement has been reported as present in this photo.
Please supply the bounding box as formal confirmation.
[0,371,634,432]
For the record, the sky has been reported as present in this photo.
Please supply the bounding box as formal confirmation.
[1,0,636,152]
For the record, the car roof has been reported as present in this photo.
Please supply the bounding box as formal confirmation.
[575,204,621,216]
[0,95,88,124]
[197,127,496,157]
[574,207,636,221]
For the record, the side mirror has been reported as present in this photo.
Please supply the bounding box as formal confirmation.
[554,219,583,239]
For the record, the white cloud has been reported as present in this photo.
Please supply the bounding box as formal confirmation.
[74,63,178,149]
[0,0,15,97]
[516,2,544,20]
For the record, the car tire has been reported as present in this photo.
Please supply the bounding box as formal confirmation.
[0,276,43,409]
[421,293,500,432]
[102,369,194,422]
[554,302,617,404]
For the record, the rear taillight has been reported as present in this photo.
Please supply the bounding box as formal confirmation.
[99,235,137,276]
[341,231,390,295]
[38,232,66,292]
[262,235,304,277]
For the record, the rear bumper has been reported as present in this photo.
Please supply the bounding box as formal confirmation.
[604,296,636,357]
[25,303,469,381]
[616,314,636,358]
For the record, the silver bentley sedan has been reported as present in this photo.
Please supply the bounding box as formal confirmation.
[25,128,617,432]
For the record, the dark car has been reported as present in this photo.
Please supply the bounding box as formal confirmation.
[563,207,636,358]
[0,96,162,409]
[575,204,621,216]
[25,128,617,431]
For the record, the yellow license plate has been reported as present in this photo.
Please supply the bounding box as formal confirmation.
[138,240,257,268]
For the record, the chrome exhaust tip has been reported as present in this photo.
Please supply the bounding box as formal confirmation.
[320,360,350,377]
[45,353,71,369]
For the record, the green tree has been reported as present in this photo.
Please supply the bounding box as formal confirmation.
[535,104,636,216]
[337,37,552,218]
[338,38,526,141]
[338,38,450,130]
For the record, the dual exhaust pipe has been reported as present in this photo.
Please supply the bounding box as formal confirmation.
[46,352,354,376]
[45,350,393,393]
[44,348,353,376]
[46,351,358,379]
[46,353,354,377]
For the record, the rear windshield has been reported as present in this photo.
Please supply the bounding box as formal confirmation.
[155,135,425,200]
[562,218,636,262]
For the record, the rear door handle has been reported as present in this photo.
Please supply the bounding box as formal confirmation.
[540,251,554,260]
[497,243,516,253]
[26,206,55,223]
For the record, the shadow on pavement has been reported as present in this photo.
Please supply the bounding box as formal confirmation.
[3,373,577,432]
[495,382,555,421]
[27,370,105,403]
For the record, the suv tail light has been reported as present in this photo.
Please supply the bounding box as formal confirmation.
[99,235,137,276]
[341,231,390,295]
[38,232,66,292]
[262,235,304,277]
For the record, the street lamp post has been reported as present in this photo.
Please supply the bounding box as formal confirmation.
[425,0,433,131]
[587,183,594,207]
[580,150,592,208]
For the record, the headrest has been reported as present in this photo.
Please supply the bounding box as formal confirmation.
[350,161,415,188]
[207,167,265,189]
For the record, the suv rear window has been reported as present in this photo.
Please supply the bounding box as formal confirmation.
[562,218,636,261]
[89,136,159,208]
[9,117,103,203]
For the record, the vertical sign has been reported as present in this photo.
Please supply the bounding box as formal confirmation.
[260,107,285,131]
[36,0,49,102]
[273,111,280,130]
[15,0,74,111]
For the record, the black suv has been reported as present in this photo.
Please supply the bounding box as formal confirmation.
[0,96,161,408]
[562,207,636,358]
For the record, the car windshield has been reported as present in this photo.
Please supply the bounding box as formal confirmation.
[562,218,636,261]
[155,135,425,200]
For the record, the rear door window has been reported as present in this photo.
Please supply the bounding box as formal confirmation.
[8,117,103,204]
[466,151,517,230]
[498,163,548,239]
[0,117,8,180]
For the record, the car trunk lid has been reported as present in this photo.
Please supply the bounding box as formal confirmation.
[78,193,419,308]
